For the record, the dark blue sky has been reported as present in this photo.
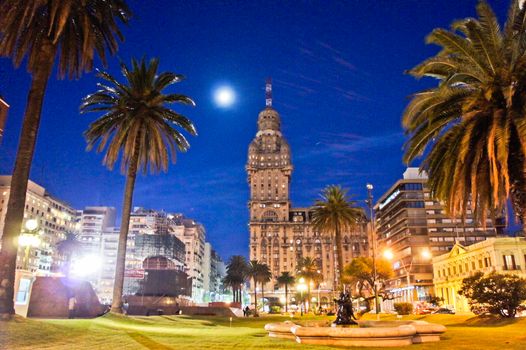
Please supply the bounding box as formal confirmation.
[0,1,510,260]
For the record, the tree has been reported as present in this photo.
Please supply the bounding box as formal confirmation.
[0,0,130,319]
[277,271,295,312]
[81,58,196,313]
[459,272,526,318]
[247,260,261,315]
[223,255,248,304]
[296,257,322,310]
[247,260,271,315]
[344,257,393,311]
[55,232,80,279]
[258,263,272,310]
[311,185,364,291]
[403,0,526,231]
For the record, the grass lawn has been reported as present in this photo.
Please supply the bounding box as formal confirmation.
[1,313,526,349]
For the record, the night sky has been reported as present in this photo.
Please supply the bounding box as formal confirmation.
[0,1,511,260]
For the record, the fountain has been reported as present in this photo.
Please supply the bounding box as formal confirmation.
[264,293,446,347]
[332,291,358,326]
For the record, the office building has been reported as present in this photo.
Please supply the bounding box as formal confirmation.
[375,168,502,304]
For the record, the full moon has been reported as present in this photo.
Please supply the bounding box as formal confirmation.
[214,86,236,107]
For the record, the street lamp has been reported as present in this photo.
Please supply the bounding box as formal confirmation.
[297,277,307,316]
[365,183,380,317]
[18,219,41,271]
[383,248,432,304]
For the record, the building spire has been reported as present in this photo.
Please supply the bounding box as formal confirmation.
[265,77,272,107]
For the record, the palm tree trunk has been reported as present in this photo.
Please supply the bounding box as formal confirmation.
[285,284,288,313]
[261,281,265,311]
[335,221,344,292]
[0,42,55,319]
[110,137,141,314]
[253,277,258,316]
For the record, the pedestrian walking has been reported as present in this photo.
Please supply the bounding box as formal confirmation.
[68,295,77,319]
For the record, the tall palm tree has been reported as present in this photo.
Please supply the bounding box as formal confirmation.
[222,274,240,304]
[311,185,364,292]
[224,255,248,303]
[0,0,130,318]
[55,232,80,279]
[247,260,262,315]
[258,263,272,310]
[403,0,526,231]
[277,271,295,312]
[81,57,196,313]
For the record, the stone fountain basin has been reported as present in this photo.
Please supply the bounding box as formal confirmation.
[358,320,446,344]
[264,320,446,347]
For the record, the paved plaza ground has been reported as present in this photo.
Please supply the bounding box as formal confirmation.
[1,313,525,349]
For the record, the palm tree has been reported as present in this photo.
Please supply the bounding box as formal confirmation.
[311,185,364,291]
[296,257,322,310]
[247,260,262,315]
[0,0,130,318]
[81,57,196,313]
[403,0,526,231]
[223,274,240,304]
[224,255,248,303]
[277,271,295,312]
[55,232,80,279]
[258,263,272,310]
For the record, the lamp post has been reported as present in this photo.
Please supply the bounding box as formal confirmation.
[18,218,41,271]
[366,183,380,317]
[383,248,431,304]
[297,277,307,316]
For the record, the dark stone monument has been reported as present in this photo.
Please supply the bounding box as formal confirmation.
[27,276,105,318]
[332,292,358,326]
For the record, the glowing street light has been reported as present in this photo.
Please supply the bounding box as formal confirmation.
[70,254,102,277]
[365,183,380,318]
[297,277,308,316]
[383,247,432,304]
[383,249,394,260]
[18,218,41,271]
[421,249,432,260]
[25,218,38,231]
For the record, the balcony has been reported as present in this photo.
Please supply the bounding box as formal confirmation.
[502,265,521,271]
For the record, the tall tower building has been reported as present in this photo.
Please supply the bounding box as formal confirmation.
[247,79,293,225]
[247,81,369,297]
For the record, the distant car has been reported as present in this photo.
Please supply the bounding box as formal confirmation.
[432,308,455,314]
[415,308,433,315]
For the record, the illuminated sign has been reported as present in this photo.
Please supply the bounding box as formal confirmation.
[379,189,400,210]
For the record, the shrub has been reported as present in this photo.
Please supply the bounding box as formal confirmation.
[459,272,526,318]
[394,302,413,315]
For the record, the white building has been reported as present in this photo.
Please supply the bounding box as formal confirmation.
[432,237,526,312]
[171,214,207,303]
[97,227,120,304]
[0,176,78,275]
[78,206,116,249]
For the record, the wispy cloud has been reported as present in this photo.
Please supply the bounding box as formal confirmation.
[297,131,405,160]
[274,78,315,95]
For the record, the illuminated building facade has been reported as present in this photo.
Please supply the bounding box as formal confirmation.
[0,176,78,274]
[433,237,526,312]
[247,81,369,297]
[375,168,502,305]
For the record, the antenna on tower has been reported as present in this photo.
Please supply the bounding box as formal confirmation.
[265,77,272,107]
